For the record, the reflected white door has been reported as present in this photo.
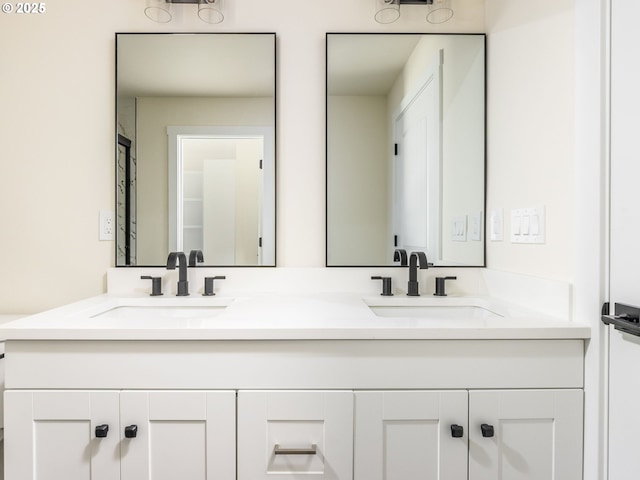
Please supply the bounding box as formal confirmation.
[393,51,442,260]
[168,126,275,265]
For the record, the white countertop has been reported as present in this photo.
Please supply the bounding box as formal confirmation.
[0,293,590,341]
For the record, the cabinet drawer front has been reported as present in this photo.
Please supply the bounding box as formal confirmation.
[354,391,468,480]
[237,390,353,480]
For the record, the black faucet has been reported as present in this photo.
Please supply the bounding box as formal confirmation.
[188,249,204,266]
[407,251,429,296]
[394,248,408,266]
[167,252,189,296]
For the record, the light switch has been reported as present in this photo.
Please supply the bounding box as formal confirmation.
[513,215,522,235]
[522,215,530,235]
[452,216,467,242]
[531,214,540,235]
[511,206,545,244]
[469,212,482,241]
[490,209,503,241]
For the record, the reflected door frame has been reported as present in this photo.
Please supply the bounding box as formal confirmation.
[167,125,275,265]
[117,134,135,266]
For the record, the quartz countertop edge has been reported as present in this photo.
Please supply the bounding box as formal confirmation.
[0,293,591,341]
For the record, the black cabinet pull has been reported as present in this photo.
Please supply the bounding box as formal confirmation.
[95,424,109,438]
[481,424,494,438]
[450,424,464,438]
[124,425,138,438]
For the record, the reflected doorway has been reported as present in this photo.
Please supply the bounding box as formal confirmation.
[168,126,275,266]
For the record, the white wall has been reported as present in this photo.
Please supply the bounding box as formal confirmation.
[327,95,389,265]
[0,0,484,313]
[485,0,575,282]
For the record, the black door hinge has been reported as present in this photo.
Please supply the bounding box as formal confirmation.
[259,237,263,247]
[259,159,263,170]
[394,144,398,156]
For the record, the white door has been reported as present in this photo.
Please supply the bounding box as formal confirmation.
[468,389,583,480]
[608,1,640,478]
[393,51,442,260]
[237,390,353,480]
[120,390,236,480]
[4,390,120,480]
[353,390,467,480]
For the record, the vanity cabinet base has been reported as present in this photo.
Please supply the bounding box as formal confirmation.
[3,339,585,480]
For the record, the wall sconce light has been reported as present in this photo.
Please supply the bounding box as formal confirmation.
[145,0,225,24]
[374,0,453,25]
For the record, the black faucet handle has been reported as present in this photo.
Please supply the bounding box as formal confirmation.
[434,276,457,296]
[140,276,163,296]
[203,276,226,296]
[371,276,393,296]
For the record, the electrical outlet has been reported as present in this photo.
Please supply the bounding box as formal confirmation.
[100,210,114,241]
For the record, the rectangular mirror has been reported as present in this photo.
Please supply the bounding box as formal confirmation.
[116,33,276,266]
[326,33,485,267]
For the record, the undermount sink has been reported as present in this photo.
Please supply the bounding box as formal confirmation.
[368,305,503,320]
[92,305,228,321]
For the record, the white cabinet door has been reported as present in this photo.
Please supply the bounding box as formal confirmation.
[237,390,353,480]
[4,390,120,480]
[469,389,583,480]
[354,390,468,480]
[120,390,236,480]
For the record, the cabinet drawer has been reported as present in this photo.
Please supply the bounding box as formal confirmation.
[237,390,353,480]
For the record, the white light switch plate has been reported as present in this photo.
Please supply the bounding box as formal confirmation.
[469,212,482,241]
[452,216,467,242]
[490,209,503,241]
[511,206,545,244]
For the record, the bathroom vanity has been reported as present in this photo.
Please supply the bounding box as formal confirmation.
[0,277,589,480]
